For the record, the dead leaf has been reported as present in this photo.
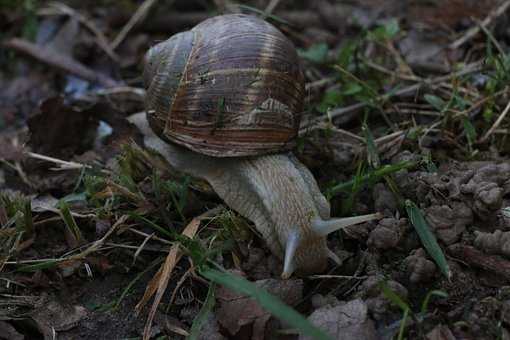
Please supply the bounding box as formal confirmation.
[299,299,377,340]
[426,324,456,340]
[27,96,100,159]
[216,277,303,339]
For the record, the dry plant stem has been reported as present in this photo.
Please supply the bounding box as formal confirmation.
[448,244,510,281]
[110,0,160,50]
[95,86,146,100]
[449,0,510,50]
[264,0,282,15]
[140,211,202,340]
[364,60,421,82]
[68,215,128,261]
[479,99,510,143]
[26,151,91,171]
[133,232,155,263]
[474,17,506,56]
[3,38,118,87]
[127,228,173,245]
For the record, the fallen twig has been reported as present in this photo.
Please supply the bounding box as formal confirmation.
[110,0,160,50]
[479,99,510,143]
[448,244,510,282]
[449,0,510,50]
[26,151,93,171]
[3,38,119,87]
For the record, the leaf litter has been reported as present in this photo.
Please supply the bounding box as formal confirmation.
[2,0,510,339]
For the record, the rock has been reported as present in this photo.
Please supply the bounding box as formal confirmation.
[299,299,377,340]
[425,202,472,244]
[368,217,407,250]
[426,324,456,340]
[373,183,398,214]
[357,276,408,320]
[461,163,510,219]
[403,248,437,283]
[474,230,510,258]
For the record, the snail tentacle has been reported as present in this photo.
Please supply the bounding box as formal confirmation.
[311,213,383,237]
[282,230,300,279]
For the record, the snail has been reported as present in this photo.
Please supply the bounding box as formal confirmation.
[128,14,381,278]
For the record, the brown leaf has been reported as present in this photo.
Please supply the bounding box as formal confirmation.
[216,277,303,338]
[27,96,100,158]
[426,324,456,340]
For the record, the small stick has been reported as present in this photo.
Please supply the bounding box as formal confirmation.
[3,38,118,87]
[474,17,506,56]
[26,151,91,170]
[449,0,510,50]
[479,99,510,143]
[448,244,510,281]
[264,0,282,15]
[110,0,159,50]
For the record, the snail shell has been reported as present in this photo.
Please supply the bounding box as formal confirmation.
[143,14,305,157]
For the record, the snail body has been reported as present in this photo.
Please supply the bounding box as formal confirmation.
[130,14,381,278]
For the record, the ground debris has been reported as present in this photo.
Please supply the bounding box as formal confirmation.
[426,324,456,340]
[356,275,408,321]
[403,248,437,283]
[474,230,510,257]
[367,217,408,250]
[460,163,510,220]
[27,96,100,159]
[299,298,377,340]
[448,244,510,282]
[216,274,303,338]
[425,202,473,244]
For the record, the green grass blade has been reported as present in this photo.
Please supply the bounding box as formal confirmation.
[405,200,451,279]
[379,281,410,340]
[187,282,217,340]
[379,281,410,312]
[420,290,448,315]
[23,199,33,235]
[59,200,83,244]
[327,160,416,197]
[129,212,175,238]
[398,308,410,340]
[17,260,60,272]
[362,123,380,169]
[200,268,332,340]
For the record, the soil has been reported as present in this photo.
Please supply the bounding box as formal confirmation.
[1,0,510,339]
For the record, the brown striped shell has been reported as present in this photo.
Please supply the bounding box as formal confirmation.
[143,14,305,157]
